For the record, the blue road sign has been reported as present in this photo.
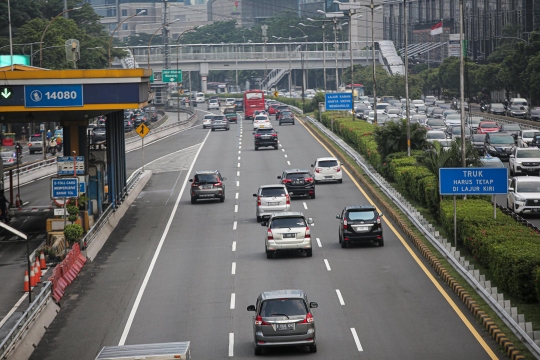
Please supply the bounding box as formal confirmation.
[79,182,85,193]
[439,168,508,195]
[24,85,83,108]
[51,178,79,199]
[57,156,85,175]
[325,93,353,111]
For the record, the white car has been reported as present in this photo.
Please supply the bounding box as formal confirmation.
[225,98,235,106]
[508,176,540,214]
[509,147,540,176]
[518,130,537,147]
[262,212,314,258]
[311,157,342,183]
[195,92,205,103]
[253,115,272,130]
[254,184,291,222]
[445,114,462,126]
[208,99,220,110]
[385,108,401,119]
[202,114,214,129]
[426,130,447,143]
[412,99,425,108]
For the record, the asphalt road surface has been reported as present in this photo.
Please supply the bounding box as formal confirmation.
[29,106,502,359]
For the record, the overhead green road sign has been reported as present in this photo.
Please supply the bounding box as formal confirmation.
[162,69,182,83]
[1,87,13,100]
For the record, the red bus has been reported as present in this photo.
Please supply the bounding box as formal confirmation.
[243,90,265,119]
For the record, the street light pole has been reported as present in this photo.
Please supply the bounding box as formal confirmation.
[40,6,82,67]
[175,27,195,121]
[370,1,377,125]
[147,18,179,69]
[459,0,466,168]
[109,10,146,69]
[405,0,411,156]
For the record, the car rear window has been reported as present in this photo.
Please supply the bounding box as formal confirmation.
[489,135,514,144]
[260,187,286,197]
[347,210,376,221]
[256,129,275,134]
[285,172,310,180]
[317,160,338,167]
[213,116,225,120]
[195,174,219,183]
[481,123,498,128]
[30,135,42,141]
[472,134,486,141]
[255,116,268,120]
[260,299,307,317]
[270,217,306,229]
[503,124,521,130]
[427,119,445,126]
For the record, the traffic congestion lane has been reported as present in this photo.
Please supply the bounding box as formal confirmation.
[232,116,499,358]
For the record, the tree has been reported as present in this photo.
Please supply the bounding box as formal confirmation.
[420,141,480,179]
[373,119,427,159]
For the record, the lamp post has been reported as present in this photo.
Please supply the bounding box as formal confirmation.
[290,26,309,91]
[459,0,466,168]
[318,10,348,93]
[108,10,146,69]
[176,28,196,121]
[147,18,180,69]
[274,36,306,97]
[40,6,82,67]
[404,0,410,156]
[306,19,333,92]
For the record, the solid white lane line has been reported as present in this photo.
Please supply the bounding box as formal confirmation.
[237,162,241,168]
[350,328,364,351]
[316,238,322,247]
[336,289,345,305]
[118,130,211,346]
[234,205,238,213]
[303,202,308,210]
[230,293,236,309]
[287,161,291,165]
[233,221,237,230]
[232,241,236,251]
[284,154,288,158]
[231,262,236,275]
[235,192,239,199]
[324,259,331,271]
[229,333,234,357]
[237,171,240,176]
[236,180,240,187]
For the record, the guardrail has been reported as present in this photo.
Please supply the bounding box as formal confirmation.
[3,157,58,181]
[125,109,196,145]
[302,114,540,358]
[0,281,52,359]
[469,110,540,130]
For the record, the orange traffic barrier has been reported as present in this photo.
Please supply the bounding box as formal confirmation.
[23,271,29,292]
[30,269,36,287]
[37,259,42,277]
[34,263,41,283]
[40,251,46,270]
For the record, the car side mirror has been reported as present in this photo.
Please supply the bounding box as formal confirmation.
[308,218,314,225]
[247,305,256,312]
[189,179,193,182]
[379,213,384,217]
[309,302,318,308]
[222,177,227,181]
[261,221,267,227]
[252,132,255,135]
[277,176,282,179]
[336,214,341,219]
[311,164,314,167]
[509,187,514,192]
[253,194,258,197]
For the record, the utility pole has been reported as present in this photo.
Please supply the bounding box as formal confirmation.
[405,0,410,156]
[162,0,170,70]
[334,18,339,92]
[459,0,466,168]
[63,0,68,19]
[261,25,268,93]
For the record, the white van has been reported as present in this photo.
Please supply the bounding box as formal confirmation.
[196,92,205,103]
[510,98,528,110]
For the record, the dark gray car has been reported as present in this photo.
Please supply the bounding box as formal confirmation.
[92,126,106,143]
[211,115,230,131]
[471,134,486,155]
[425,118,446,131]
[500,123,522,139]
[247,289,318,355]
[189,170,226,203]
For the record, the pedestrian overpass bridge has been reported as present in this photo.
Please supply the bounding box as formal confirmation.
[113,41,403,92]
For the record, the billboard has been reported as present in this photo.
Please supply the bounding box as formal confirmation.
[0,55,30,67]
[448,34,461,57]
[326,0,348,12]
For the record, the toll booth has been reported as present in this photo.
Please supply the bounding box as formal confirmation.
[0,66,151,215]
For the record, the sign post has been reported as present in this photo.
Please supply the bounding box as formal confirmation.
[439,167,508,242]
[51,177,79,257]
[136,123,150,171]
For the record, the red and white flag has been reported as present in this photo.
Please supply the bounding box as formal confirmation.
[430,21,443,35]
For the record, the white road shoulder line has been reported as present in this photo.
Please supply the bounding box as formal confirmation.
[336,289,345,305]
[350,328,364,351]
[324,259,331,271]
[231,262,236,275]
[316,238,322,247]
[229,333,234,357]
[230,293,236,309]
[118,130,211,346]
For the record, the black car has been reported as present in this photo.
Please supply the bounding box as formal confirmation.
[124,120,133,132]
[336,205,384,248]
[92,126,106,143]
[234,100,244,112]
[500,123,522,139]
[134,114,147,127]
[275,105,290,121]
[279,111,295,125]
[484,133,516,159]
[470,134,486,155]
[277,169,315,199]
[529,108,540,121]
[253,128,278,150]
[489,103,506,115]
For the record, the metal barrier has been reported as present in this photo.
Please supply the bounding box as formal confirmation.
[302,114,540,358]
[3,157,58,180]
[0,282,52,359]
[125,110,196,145]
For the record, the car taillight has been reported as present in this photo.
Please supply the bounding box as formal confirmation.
[286,195,290,205]
[267,229,273,240]
[28,143,32,146]
[315,167,321,173]
[214,182,222,187]
[282,179,292,183]
[377,216,381,225]
[305,227,311,238]
[343,219,348,229]
[191,182,198,187]
[305,177,314,182]
[255,315,270,326]
[334,167,341,172]
[257,196,261,206]
[265,120,269,122]
[255,134,261,137]
[271,133,277,137]
[300,312,314,324]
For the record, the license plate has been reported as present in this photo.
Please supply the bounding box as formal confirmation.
[293,181,303,185]
[276,323,295,331]
[324,176,333,178]
[283,233,296,238]
[203,185,212,189]
[262,136,270,139]
[358,226,369,231]
[259,125,265,128]
[267,202,279,206]
[200,194,214,198]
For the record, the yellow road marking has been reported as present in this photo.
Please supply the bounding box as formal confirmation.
[297,116,498,359]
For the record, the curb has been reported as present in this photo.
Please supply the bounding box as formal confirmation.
[301,117,526,360]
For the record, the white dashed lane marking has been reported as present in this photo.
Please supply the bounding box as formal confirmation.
[233,221,237,230]
[336,289,345,305]
[324,259,331,271]
[232,241,236,251]
[316,238,322,247]
[351,328,364,351]
[287,161,291,165]
[231,262,236,274]
[303,202,308,210]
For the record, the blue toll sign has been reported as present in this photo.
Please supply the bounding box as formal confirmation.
[51,178,79,199]
[24,85,83,108]
[439,168,508,195]
[325,93,353,111]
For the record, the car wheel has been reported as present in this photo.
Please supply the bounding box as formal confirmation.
[338,179,343,183]
[257,216,262,222]
[341,240,348,248]
[510,165,514,176]
[220,195,225,203]
[311,192,316,199]
[309,345,317,353]
[292,121,295,125]
[507,199,511,210]
[203,125,206,129]
[266,250,273,259]
[274,146,278,150]
[255,146,259,151]
[279,122,282,125]
[211,128,215,131]
[191,197,196,204]
[306,249,313,257]
[255,346,262,355]
[378,238,384,247]
[29,150,34,154]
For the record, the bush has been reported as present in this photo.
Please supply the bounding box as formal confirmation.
[67,205,79,223]
[440,199,540,302]
[64,224,84,245]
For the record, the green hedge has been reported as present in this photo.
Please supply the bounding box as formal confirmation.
[440,199,540,302]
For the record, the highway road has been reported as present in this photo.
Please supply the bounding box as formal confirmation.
[29,106,501,359]
[0,111,191,322]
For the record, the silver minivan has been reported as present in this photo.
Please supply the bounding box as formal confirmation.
[262,212,314,258]
[254,185,290,222]
[247,289,318,355]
